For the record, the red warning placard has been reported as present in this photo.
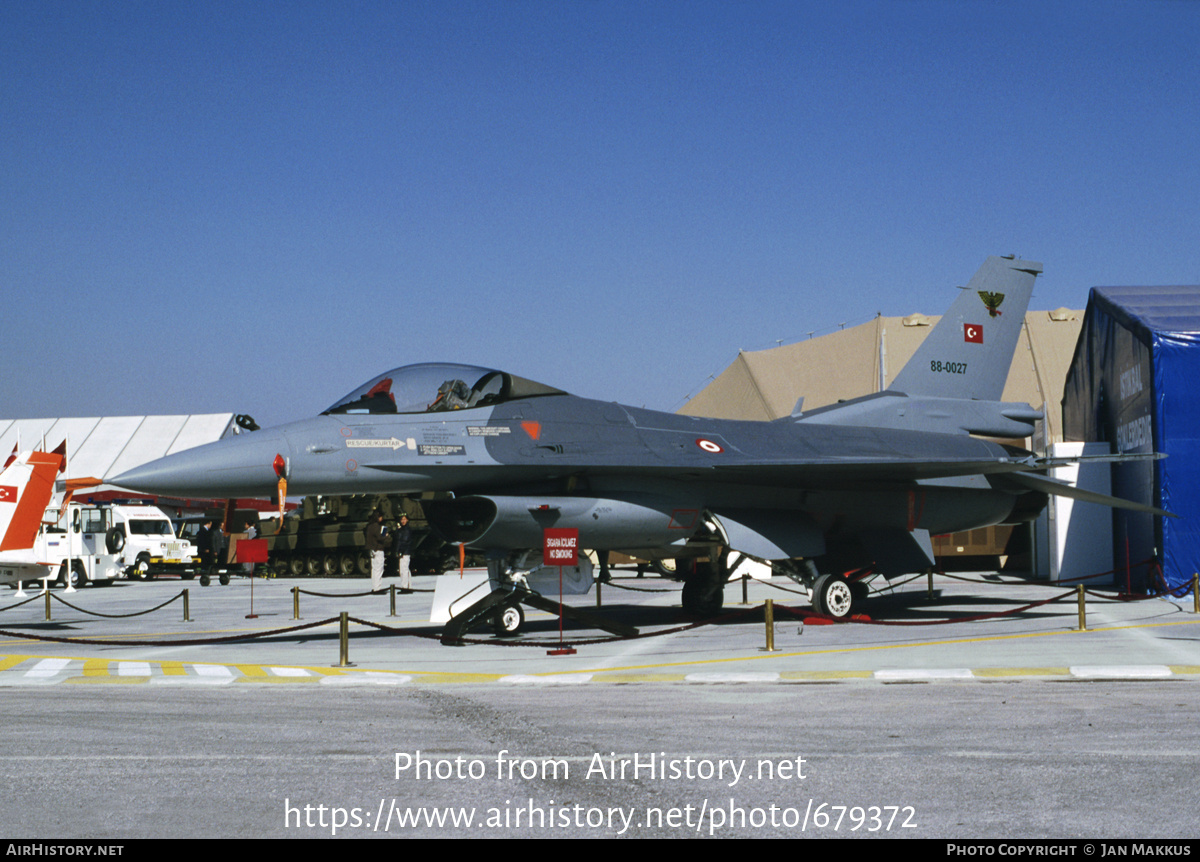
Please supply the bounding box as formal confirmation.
[543,528,578,567]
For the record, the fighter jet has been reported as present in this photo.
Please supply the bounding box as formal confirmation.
[111,256,1167,620]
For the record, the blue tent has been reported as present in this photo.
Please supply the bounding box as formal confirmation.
[1063,286,1200,593]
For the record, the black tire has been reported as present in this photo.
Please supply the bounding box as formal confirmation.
[680,557,725,617]
[130,554,151,582]
[493,604,524,636]
[813,574,856,619]
[219,572,230,586]
[57,561,87,589]
[200,574,211,587]
[105,527,125,554]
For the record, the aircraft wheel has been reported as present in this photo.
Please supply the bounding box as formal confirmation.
[814,574,856,619]
[651,558,679,580]
[681,557,725,617]
[493,604,524,637]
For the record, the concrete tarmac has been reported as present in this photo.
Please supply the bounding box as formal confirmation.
[2,570,1199,840]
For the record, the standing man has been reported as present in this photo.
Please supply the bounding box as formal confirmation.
[392,513,413,594]
[364,510,387,591]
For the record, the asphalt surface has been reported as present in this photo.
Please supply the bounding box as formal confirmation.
[2,569,1199,840]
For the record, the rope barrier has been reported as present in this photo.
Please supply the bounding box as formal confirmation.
[47,590,184,619]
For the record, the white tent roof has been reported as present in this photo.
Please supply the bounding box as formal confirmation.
[0,414,237,495]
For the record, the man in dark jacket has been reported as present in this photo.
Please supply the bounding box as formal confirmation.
[391,514,413,593]
[364,511,387,591]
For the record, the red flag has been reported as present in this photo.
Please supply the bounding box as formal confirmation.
[964,324,983,344]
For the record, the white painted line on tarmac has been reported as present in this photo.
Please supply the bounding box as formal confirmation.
[116,662,151,676]
[319,672,412,685]
[683,672,781,683]
[191,664,233,677]
[267,667,310,677]
[26,659,71,678]
[875,669,974,681]
[499,674,593,684]
[1070,665,1172,679]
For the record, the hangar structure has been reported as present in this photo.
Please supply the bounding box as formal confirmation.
[1063,286,1200,593]
[680,308,1085,567]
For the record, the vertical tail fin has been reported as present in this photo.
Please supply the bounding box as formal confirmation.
[0,450,63,552]
[888,256,1042,400]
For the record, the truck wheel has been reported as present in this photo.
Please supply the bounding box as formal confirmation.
[200,574,211,587]
[219,572,231,586]
[57,561,88,588]
[130,554,151,581]
[105,528,125,554]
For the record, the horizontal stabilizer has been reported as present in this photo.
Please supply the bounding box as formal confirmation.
[1000,471,1176,518]
[1033,452,1166,469]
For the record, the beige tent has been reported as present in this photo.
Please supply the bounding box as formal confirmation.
[680,309,1082,447]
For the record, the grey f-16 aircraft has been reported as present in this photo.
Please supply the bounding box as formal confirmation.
[112,256,1167,621]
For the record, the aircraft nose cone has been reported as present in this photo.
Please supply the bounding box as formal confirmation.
[110,429,291,498]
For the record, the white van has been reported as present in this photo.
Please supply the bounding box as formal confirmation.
[103,505,199,580]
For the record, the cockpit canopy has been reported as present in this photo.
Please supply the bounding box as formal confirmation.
[323,363,568,415]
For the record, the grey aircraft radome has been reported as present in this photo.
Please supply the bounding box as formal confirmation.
[112,257,1168,624]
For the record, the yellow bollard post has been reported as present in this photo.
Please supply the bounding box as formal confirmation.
[336,611,355,667]
[183,589,190,622]
[390,584,396,617]
[763,598,776,652]
[44,588,51,621]
[292,587,300,620]
[1077,584,1087,632]
[928,570,934,600]
[596,577,602,608]
[742,574,749,605]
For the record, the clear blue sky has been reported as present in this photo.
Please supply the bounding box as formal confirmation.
[3,1,1198,426]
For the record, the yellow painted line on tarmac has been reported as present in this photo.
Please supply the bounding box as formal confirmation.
[0,655,31,672]
[66,676,149,684]
[234,664,268,677]
[160,661,187,676]
[500,615,1200,678]
[236,675,320,683]
[780,670,874,681]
